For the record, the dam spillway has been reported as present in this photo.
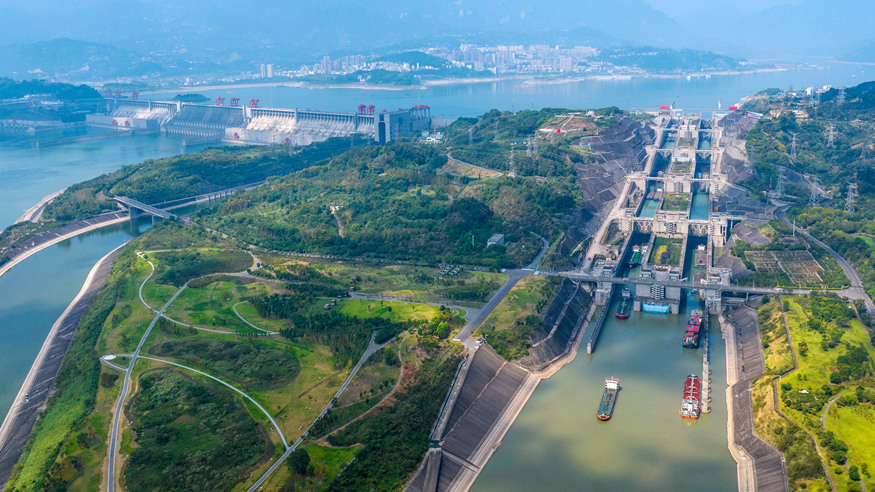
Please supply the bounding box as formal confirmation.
[87,98,432,146]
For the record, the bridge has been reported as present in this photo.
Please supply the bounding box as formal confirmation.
[546,271,806,296]
[113,196,176,220]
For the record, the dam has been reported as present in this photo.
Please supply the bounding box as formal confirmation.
[86,97,433,146]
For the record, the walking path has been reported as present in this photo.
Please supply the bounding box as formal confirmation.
[246,332,393,491]
[106,279,187,492]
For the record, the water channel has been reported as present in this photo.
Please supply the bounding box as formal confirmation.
[0,134,205,416]
[473,197,735,491]
[0,63,870,485]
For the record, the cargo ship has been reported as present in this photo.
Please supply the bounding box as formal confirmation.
[681,374,701,419]
[597,377,620,421]
[628,246,642,267]
[615,289,632,319]
[682,310,703,348]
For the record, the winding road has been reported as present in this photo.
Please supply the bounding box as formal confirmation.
[776,206,875,316]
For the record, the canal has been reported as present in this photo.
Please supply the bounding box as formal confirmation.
[472,185,735,491]
[0,134,205,417]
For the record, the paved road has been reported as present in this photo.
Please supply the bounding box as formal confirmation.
[776,206,875,316]
[455,270,530,351]
[133,356,289,447]
[107,275,187,492]
[246,332,392,491]
[822,394,842,427]
[0,245,125,488]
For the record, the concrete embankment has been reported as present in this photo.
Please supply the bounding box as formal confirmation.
[0,243,126,487]
[721,306,789,492]
[0,212,128,281]
[14,188,66,224]
[405,346,539,492]
[406,280,597,492]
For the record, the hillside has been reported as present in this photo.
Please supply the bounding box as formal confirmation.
[195,143,582,269]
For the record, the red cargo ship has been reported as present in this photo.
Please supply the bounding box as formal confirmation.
[681,374,701,419]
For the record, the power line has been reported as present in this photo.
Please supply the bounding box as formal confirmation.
[827,124,836,147]
[790,132,798,160]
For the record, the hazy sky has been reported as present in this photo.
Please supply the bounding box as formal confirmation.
[641,0,800,18]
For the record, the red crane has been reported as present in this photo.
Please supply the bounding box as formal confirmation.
[358,104,367,115]
[368,104,375,115]
[114,90,122,98]
[216,97,225,106]
[230,98,240,107]
[249,98,259,108]
[131,92,139,100]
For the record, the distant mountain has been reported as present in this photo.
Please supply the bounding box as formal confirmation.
[844,39,875,63]
[0,0,690,67]
[710,0,875,58]
[0,38,222,80]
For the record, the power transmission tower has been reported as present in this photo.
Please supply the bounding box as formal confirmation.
[776,167,786,197]
[533,136,539,156]
[845,182,858,214]
[809,176,821,206]
[526,139,532,156]
[837,88,846,106]
[508,145,516,178]
[827,124,836,147]
[468,127,473,146]
[790,133,798,160]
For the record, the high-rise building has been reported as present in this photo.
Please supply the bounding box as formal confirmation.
[266,64,274,78]
[260,63,267,78]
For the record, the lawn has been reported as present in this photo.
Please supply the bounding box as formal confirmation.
[775,297,875,490]
[339,299,444,322]
[477,276,560,334]
[162,280,270,333]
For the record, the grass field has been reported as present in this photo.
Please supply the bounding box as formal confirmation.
[477,276,560,335]
[773,297,875,490]
[162,280,271,333]
[337,344,401,406]
[339,299,444,322]
[265,258,506,305]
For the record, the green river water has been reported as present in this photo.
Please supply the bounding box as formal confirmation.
[473,196,737,491]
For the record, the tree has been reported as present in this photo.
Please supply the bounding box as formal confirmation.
[849,465,861,481]
[287,448,310,475]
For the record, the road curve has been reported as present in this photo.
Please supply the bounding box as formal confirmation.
[135,356,289,448]
[107,283,187,492]
[232,302,279,334]
[776,206,875,316]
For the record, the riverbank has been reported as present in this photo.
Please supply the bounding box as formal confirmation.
[721,306,789,492]
[14,188,66,224]
[140,66,799,98]
[0,212,128,282]
[0,243,125,486]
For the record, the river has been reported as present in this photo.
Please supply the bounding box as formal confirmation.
[0,133,206,417]
[0,64,871,487]
[152,63,868,118]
